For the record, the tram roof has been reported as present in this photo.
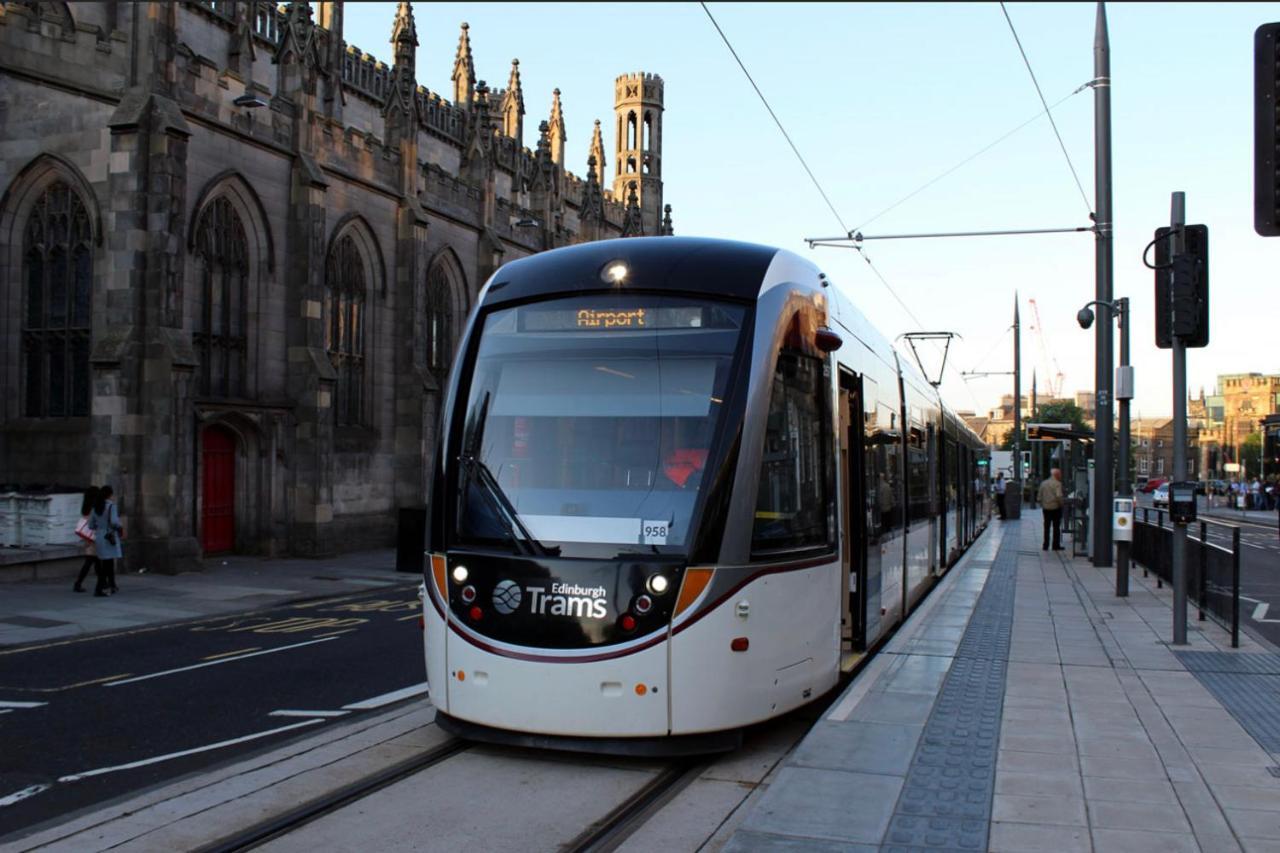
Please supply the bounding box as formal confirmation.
[483,236,786,307]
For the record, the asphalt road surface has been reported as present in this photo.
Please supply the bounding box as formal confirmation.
[1133,494,1280,647]
[0,582,425,842]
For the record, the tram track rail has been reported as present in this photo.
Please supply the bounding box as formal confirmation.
[561,759,707,853]
[194,738,472,853]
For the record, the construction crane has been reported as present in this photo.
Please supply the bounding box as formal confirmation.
[1027,298,1064,399]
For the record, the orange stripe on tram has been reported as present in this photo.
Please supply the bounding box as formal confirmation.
[673,568,714,617]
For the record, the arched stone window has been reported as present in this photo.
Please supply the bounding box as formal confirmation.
[325,234,366,425]
[22,181,91,417]
[193,197,248,398]
[425,264,454,378]
[627,112,637,149]
[643,111,652,150]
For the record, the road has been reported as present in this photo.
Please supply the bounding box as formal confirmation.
[1133,493,1280,647]
[0,582,425,842]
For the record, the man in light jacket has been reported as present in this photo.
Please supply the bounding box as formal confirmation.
[1038,468,1065,551]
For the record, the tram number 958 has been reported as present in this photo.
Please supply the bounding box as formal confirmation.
[642,520,669,545]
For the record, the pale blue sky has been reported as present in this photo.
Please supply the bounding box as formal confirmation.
[346,2,1277,419]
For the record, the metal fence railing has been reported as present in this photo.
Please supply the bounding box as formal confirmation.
[1132,509,1241,648]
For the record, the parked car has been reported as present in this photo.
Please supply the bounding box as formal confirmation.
[1153,483,1170,508]
[1141,477,1168,494]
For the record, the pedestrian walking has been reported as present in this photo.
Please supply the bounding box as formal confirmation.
[89,485,123,596]
[1038,468,1065,551]
[1251,478,1263,511]
[72,486,99,593]
[994,473,1007,520]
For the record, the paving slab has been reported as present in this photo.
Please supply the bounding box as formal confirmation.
[724,511,1280,852]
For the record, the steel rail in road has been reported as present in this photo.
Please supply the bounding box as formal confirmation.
[562,759,708,853]
[194,738,472,853]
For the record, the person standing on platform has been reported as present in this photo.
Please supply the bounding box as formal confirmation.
[994,473,1007,520]
[1038,468,1065,551]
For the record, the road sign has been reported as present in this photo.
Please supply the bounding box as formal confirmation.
[1027,423,1070,441]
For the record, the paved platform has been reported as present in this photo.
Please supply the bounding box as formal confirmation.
[0,549,412,648]
[725,512,1280,853]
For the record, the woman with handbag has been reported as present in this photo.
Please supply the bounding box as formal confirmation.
[89,485,123,596]
[72,486,100,593]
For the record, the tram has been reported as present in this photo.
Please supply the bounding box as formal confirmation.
[423,237,989,753]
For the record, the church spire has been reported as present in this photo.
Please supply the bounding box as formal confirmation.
[589,119,606,183]
[501,58,525,144]
[391,2,417,56]
[621,181,644,237]
[451,22,475,108]
[548,88,566,166]
[661,204,674,236]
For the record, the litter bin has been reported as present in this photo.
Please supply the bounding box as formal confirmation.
[396,506,427,573]
[1004,480,1022,519]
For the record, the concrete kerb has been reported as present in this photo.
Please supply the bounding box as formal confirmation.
[0,698,441,852]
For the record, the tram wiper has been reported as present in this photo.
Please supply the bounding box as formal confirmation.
[459,455,557,558]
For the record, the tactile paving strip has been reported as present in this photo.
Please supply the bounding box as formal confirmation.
[1175,652,1280,753]
[880,537,1018,852]
[1175,651,1280,676]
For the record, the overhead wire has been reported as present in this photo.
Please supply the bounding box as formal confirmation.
[999,2,1093,216]
[853,82,1093,233]
[699,2,984,411]
[699,2,850,235]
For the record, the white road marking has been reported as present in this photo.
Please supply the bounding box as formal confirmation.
[103,637,338,687]
[0,784,50,807]
[57,719,324,782]
[0,700,48,709]
[0,710,11,715]
[342,683,429,710]
[1253,602,1271,622]
[268,709,351,718]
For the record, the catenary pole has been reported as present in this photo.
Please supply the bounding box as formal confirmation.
[1093,1,1115,568]
[1170,192,1188,644]
[1014,293,1022,489]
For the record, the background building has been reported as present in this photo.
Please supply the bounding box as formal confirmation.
[1191,373,1280,478]
[1131,417,1199,482]
[0,1,670,571]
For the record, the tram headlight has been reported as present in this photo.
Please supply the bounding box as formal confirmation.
[647,574,670,595]
[634,594,653,615]
[601,260,629,284]
[452,565,469,584]
[461,585,477,604]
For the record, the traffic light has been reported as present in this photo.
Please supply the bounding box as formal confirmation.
[1255,23,1280,236]
[1154,224,1209,349]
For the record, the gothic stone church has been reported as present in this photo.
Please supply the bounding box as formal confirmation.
[0,1,671,572]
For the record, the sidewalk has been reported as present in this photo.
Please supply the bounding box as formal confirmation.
[725,512,1280,852]
[0,549,415,648]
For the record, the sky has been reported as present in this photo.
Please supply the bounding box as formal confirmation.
[344,2,1280,420]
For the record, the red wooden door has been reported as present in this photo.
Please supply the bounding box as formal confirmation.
[202,426,236,553]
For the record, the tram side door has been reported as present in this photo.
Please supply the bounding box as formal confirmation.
[838,369,869,650]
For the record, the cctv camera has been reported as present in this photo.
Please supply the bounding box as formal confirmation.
[1077,307,1095,330]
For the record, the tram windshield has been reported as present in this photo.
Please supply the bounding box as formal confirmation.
[454,293,747,556]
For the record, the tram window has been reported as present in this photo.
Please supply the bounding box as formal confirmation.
[751,350,832,555]
[872,403,903,533]
[907,445,930,523]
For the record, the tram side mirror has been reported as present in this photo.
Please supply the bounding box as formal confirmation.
[815,326,843,353]
[1077,307,1095,330]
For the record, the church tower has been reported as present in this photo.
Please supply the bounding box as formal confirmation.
[612,72,663,236]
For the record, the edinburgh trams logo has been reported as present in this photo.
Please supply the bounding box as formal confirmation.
[492,580,609,619]
[492,579,523,615]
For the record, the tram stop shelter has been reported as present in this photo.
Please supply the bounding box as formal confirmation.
[1027,423,1095,557]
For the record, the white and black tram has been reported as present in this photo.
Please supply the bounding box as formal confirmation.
[423,237,989,753]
